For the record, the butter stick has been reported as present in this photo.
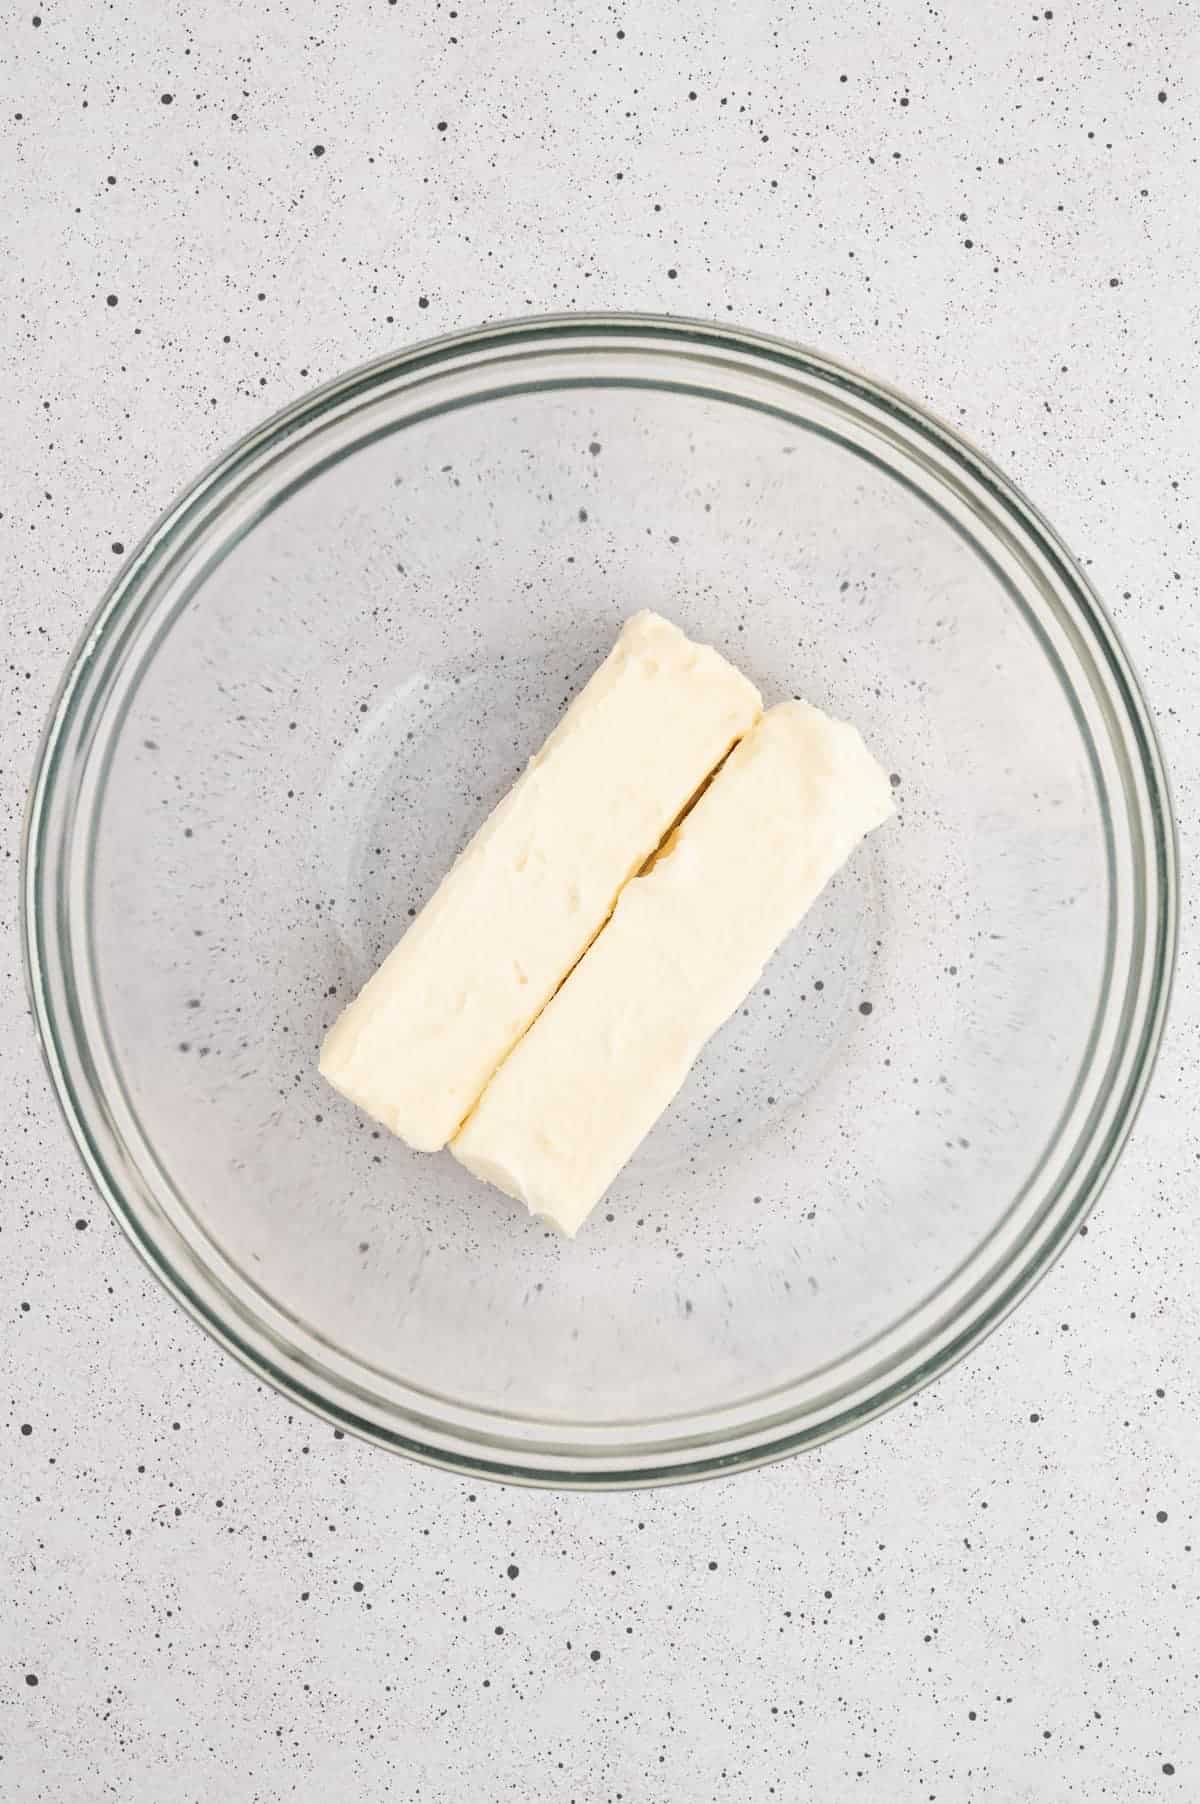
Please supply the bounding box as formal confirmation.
[452,701,894,1232]
[320,612,762,1150]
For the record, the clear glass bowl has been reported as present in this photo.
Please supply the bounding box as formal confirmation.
[23,315,1177,1487]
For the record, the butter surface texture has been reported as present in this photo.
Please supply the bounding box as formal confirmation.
[452,701,894,1231]
[320,613,762,1149]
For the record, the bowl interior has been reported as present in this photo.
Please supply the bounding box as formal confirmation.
[82,366,1113,1443]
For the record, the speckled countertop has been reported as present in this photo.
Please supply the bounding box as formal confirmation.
[3,6,1197,1799]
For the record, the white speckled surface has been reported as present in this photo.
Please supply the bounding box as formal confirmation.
[3,5,1196,1798]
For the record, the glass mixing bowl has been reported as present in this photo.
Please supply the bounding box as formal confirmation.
[23,315,1177,1486]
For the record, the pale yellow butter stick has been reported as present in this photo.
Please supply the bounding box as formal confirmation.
[320,613,762,1150]
[452,701,894,1233]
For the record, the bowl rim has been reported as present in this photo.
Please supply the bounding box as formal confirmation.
[22,310,1179,1488]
